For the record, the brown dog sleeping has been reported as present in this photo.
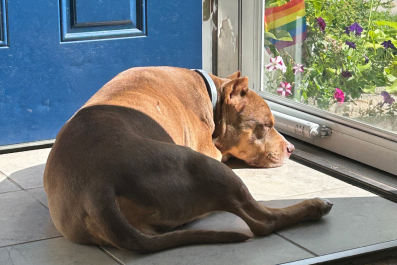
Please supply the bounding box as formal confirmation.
[44,67,332,253]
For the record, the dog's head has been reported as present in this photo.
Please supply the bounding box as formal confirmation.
[213,71,294,168]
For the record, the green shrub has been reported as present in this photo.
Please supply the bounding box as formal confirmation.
[265,0,397,110]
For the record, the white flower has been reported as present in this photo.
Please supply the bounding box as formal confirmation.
[277,82,292,97]
[265,56,287,73]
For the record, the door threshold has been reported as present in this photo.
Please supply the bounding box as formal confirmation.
[282,239,397,265]
[0,139,55,155]
[285,135,397,203]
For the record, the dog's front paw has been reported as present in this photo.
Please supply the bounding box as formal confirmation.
[305,197,333,221]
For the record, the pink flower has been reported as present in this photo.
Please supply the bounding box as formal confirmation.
[316,17,326,31]
[277,82,292,97]
[266,56,287,73]
[334,88,345,105]
[292,63,304,75]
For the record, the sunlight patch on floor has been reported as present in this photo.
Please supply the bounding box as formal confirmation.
[0,174,6,183]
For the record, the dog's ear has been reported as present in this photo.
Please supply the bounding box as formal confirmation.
[223,77,249,112]
[226,71,241,80]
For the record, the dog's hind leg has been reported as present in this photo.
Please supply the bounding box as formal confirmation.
[190,157,333,236]
[229,192,333,236]
[129,144,333,238]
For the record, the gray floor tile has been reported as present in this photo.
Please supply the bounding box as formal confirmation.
[2,148,394,264]
[27,187,48,207]
[261,188,397,256]
[107,211,314,265]
[8,164,46,189]
[0,148,51,176]
[0,237,118,265]
[0,174,21,193]
[0,190,60,247]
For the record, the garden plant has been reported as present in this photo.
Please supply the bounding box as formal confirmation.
[264,0,397,124]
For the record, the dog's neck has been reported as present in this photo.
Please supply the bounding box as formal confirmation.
[212,88,223,138]
[208,74,229,153]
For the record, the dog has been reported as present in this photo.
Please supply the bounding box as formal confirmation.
[44,67,333,253]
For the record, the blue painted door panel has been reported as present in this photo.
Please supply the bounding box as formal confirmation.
[75,0,131,24]
[0,0,202,146]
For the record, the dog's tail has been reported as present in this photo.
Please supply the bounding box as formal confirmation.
[91,195,250,253]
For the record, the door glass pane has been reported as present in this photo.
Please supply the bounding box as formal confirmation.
[263,0,397,134]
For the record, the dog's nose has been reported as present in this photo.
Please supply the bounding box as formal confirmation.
[287,144,295,154]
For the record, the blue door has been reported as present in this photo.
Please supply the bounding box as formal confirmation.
[0,0,201,146]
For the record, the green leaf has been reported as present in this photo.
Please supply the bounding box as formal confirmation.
[326,68,335,74]
[311,10,334,23]
[268,44,279,56]
[386,79,397,94]
[364,42,383,50]
[368,30,377,39]
[264,39,273,46]
[274,30,293,41]
[268,0,287,8]
[362,84,376,93]
[322,11,335,22]
[387,74,397,83]
[313,77,322,90]
[384,29,397,36]
[313,1,322,11]
[357,62,371,71]
[265,32,277,40]
[302,90,308,100]
[368,29,387,41]
[374,21,397,30]
[266,29,293,41]
[306,0,323,11]
[388,66,397,78]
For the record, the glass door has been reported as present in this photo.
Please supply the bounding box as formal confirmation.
[241,0,397,175]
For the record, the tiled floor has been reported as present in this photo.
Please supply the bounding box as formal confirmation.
[1,148,397,265]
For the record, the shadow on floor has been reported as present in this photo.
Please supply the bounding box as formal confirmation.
[9,164,46,189]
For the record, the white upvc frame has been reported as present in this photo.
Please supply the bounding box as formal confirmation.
[241,0,397,175]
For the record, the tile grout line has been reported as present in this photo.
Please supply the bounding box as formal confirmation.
[0,171,25,193]
[0,236,63,249]
[0,189,25,195]
[0,170,49,209]
[98,246,126,265]
[24,186,45,190]
[23,189,49,209]
[274,232,319,257]
[2,174,25,191]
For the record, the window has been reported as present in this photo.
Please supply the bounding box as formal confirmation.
[241,0,397,175]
